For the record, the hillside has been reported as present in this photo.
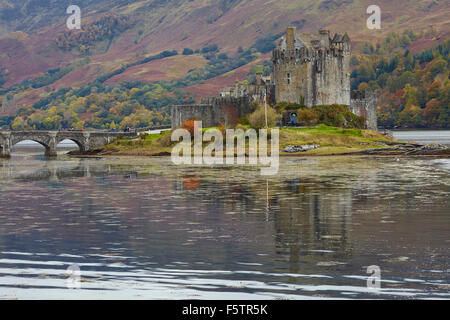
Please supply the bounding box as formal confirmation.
[0,0,449,129]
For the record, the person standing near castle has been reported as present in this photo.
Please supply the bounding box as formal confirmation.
[290,112,298,126]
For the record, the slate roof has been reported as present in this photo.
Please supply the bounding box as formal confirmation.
[278,35,309,50]
[332,33,350,43]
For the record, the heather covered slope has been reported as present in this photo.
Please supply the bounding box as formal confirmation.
[1,0,448,87]
[0,0,449,129]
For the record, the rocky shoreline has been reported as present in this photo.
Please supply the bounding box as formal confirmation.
[344,142,449,156]
[281,141,449,156]
[69,141,450,158]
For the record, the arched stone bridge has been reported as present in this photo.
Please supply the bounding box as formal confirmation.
[0,131,137,158]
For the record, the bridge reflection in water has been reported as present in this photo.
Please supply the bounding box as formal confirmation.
[0,161,114,181]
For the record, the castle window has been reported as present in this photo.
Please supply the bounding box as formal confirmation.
[316,60,322,73]
[287,73,291,85]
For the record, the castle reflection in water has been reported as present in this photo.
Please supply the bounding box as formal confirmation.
[0,155,448,298]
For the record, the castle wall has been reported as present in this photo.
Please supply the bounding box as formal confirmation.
[217,84,268,103]
[272,48,310,105]
[171,104,219,129]
[311,49,351,106]
[349,92,378,131]
[200,97,254,117]
[171,97,254,129]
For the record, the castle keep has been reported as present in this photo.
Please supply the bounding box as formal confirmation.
[172,27,378,130]
[272,27,351,107]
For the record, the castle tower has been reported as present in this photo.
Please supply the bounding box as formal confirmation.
[272,27,351,107]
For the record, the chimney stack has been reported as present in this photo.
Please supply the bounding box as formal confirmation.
[255,71,263,86]
[286,27,296,51]
[319,29,330,48]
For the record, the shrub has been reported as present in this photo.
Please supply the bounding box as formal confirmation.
[218,53,228,60]
[235,124,249,131]
[239,115,249,125]
[181,119,198,136]
[139,133,149,140]
[275,102,302,113]
[201,44,219,54]
[311,105,366,129]
[248,105,280,129]
[182,48,194,55]
[254,34,279,53]
[297,108,319,126]
[158,131,175,147]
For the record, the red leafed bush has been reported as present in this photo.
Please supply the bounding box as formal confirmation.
[181,120,197,136]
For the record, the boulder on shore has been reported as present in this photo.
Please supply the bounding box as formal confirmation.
[282,145,320,153]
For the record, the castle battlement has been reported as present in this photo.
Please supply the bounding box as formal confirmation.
[272,29,350,61]
[272,46,347,69]
[272,42,349,62]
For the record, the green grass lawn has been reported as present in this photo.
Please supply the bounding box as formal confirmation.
[278,125,393,154]
[102,125,396,156]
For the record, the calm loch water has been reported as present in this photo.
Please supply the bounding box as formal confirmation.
[0,149,449,299]
[393,130,450,146]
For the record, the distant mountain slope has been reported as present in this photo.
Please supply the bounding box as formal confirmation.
[0,0,448,129]
[1,0,448,86]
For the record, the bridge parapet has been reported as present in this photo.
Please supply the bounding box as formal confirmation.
[0,131,137,158]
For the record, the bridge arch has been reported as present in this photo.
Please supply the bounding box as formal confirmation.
[10,137,53,156]
[12,139,49,148]
[56,138,86,153]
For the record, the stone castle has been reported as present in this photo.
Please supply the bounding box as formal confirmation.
[272,27,351,107]
[172,27,377,130]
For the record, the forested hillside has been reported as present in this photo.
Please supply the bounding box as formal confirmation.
[351,31,449,128]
